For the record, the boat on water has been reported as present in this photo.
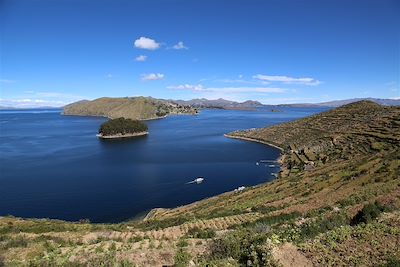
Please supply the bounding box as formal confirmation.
[187,177,204,184]
[194,177,204,183]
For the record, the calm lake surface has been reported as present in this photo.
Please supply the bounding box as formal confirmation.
[0,107,326,222]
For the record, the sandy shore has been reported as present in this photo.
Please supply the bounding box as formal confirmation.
[96,131,148,139]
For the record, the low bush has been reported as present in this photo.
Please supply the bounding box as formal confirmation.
[186,227,216,239]
[177,239,189,248]
[299,213,349,240]
[250,206,278,214]
[381,256,400,267]
[174,249,191,267]
[351,202,387,226]
[208,230,278,266]
[0,235,29,249]
[243,211,301,229]
[138,216,192,231]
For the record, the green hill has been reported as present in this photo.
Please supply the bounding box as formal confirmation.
[63,96,198,120]
[1,101,399,266]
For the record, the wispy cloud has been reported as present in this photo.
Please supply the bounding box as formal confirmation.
[216,78,256,84]
[167,84,286,93]
[171,41,188,50]
[135,55,147,62]
[0,98,67,108]
[134,37,160,50]
[34,92,84,99]
[0,79,16,84]
[253,74,321,85]
[105,74,113,79]
[141,73,165,81]
[167,84,204,91]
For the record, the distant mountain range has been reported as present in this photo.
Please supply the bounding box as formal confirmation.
[0,106,61,110]
[3,97,398,111]
[172,98,264,110]
[278,98,400,107]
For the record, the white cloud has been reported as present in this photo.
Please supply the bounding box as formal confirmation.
[34,92,84,100]
[167,84,285,93]
[135,55,147,62]
[216,78,255,84]
[0,91,86,108]
[167,84,204,91]
[253,74,321,85]
[105,74,113,78]
[141,73,164,81]
[0,79,16,84]
[172,41,188,50]
[0,98,67,108]
[134,37,160,50]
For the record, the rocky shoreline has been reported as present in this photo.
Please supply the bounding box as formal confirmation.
[223,133,284,151]
[96,131,148,139]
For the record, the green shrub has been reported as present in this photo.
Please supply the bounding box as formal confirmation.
[0,235,29,249]
[174,249,191,267]
[186,227,216,239]
[128,236,143,243]
[299,213,349,240]
[351,202,386,226]
[243,211,301,228]
[208,230,278,266]
[138,216,191,231]
[250,206,278,214]
[177,239,189,247]
[381,256,400,267]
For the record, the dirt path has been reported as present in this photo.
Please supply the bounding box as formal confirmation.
[272,243,313,267]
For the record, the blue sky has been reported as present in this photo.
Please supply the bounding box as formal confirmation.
[1,0,399,107]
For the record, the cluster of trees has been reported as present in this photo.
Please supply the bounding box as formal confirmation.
[99,117,148,136]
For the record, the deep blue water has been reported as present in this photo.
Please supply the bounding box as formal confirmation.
[0,107,326,223]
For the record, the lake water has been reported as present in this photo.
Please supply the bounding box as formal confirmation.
[0,107,326,223]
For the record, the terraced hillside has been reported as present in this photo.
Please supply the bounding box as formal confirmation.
[63,97,197,120]
[1,101,399,266]
[227,100,400,176]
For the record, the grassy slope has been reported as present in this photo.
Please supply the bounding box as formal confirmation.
[1,101,399,266]
[63,96,197,120]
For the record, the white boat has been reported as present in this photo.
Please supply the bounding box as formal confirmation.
[194,177,204,184]
[187,177,204,184]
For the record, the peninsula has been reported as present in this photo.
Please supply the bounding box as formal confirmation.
[63,96,198,120]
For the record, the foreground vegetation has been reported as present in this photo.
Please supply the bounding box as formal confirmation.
[1,101,399,266]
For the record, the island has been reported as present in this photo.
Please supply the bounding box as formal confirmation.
[96,117,148,139]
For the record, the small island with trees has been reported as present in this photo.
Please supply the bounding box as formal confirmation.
[97,117,148,139]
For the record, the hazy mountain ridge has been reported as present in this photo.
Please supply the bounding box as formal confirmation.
[279,97,400,107]
[172,98,265,109]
